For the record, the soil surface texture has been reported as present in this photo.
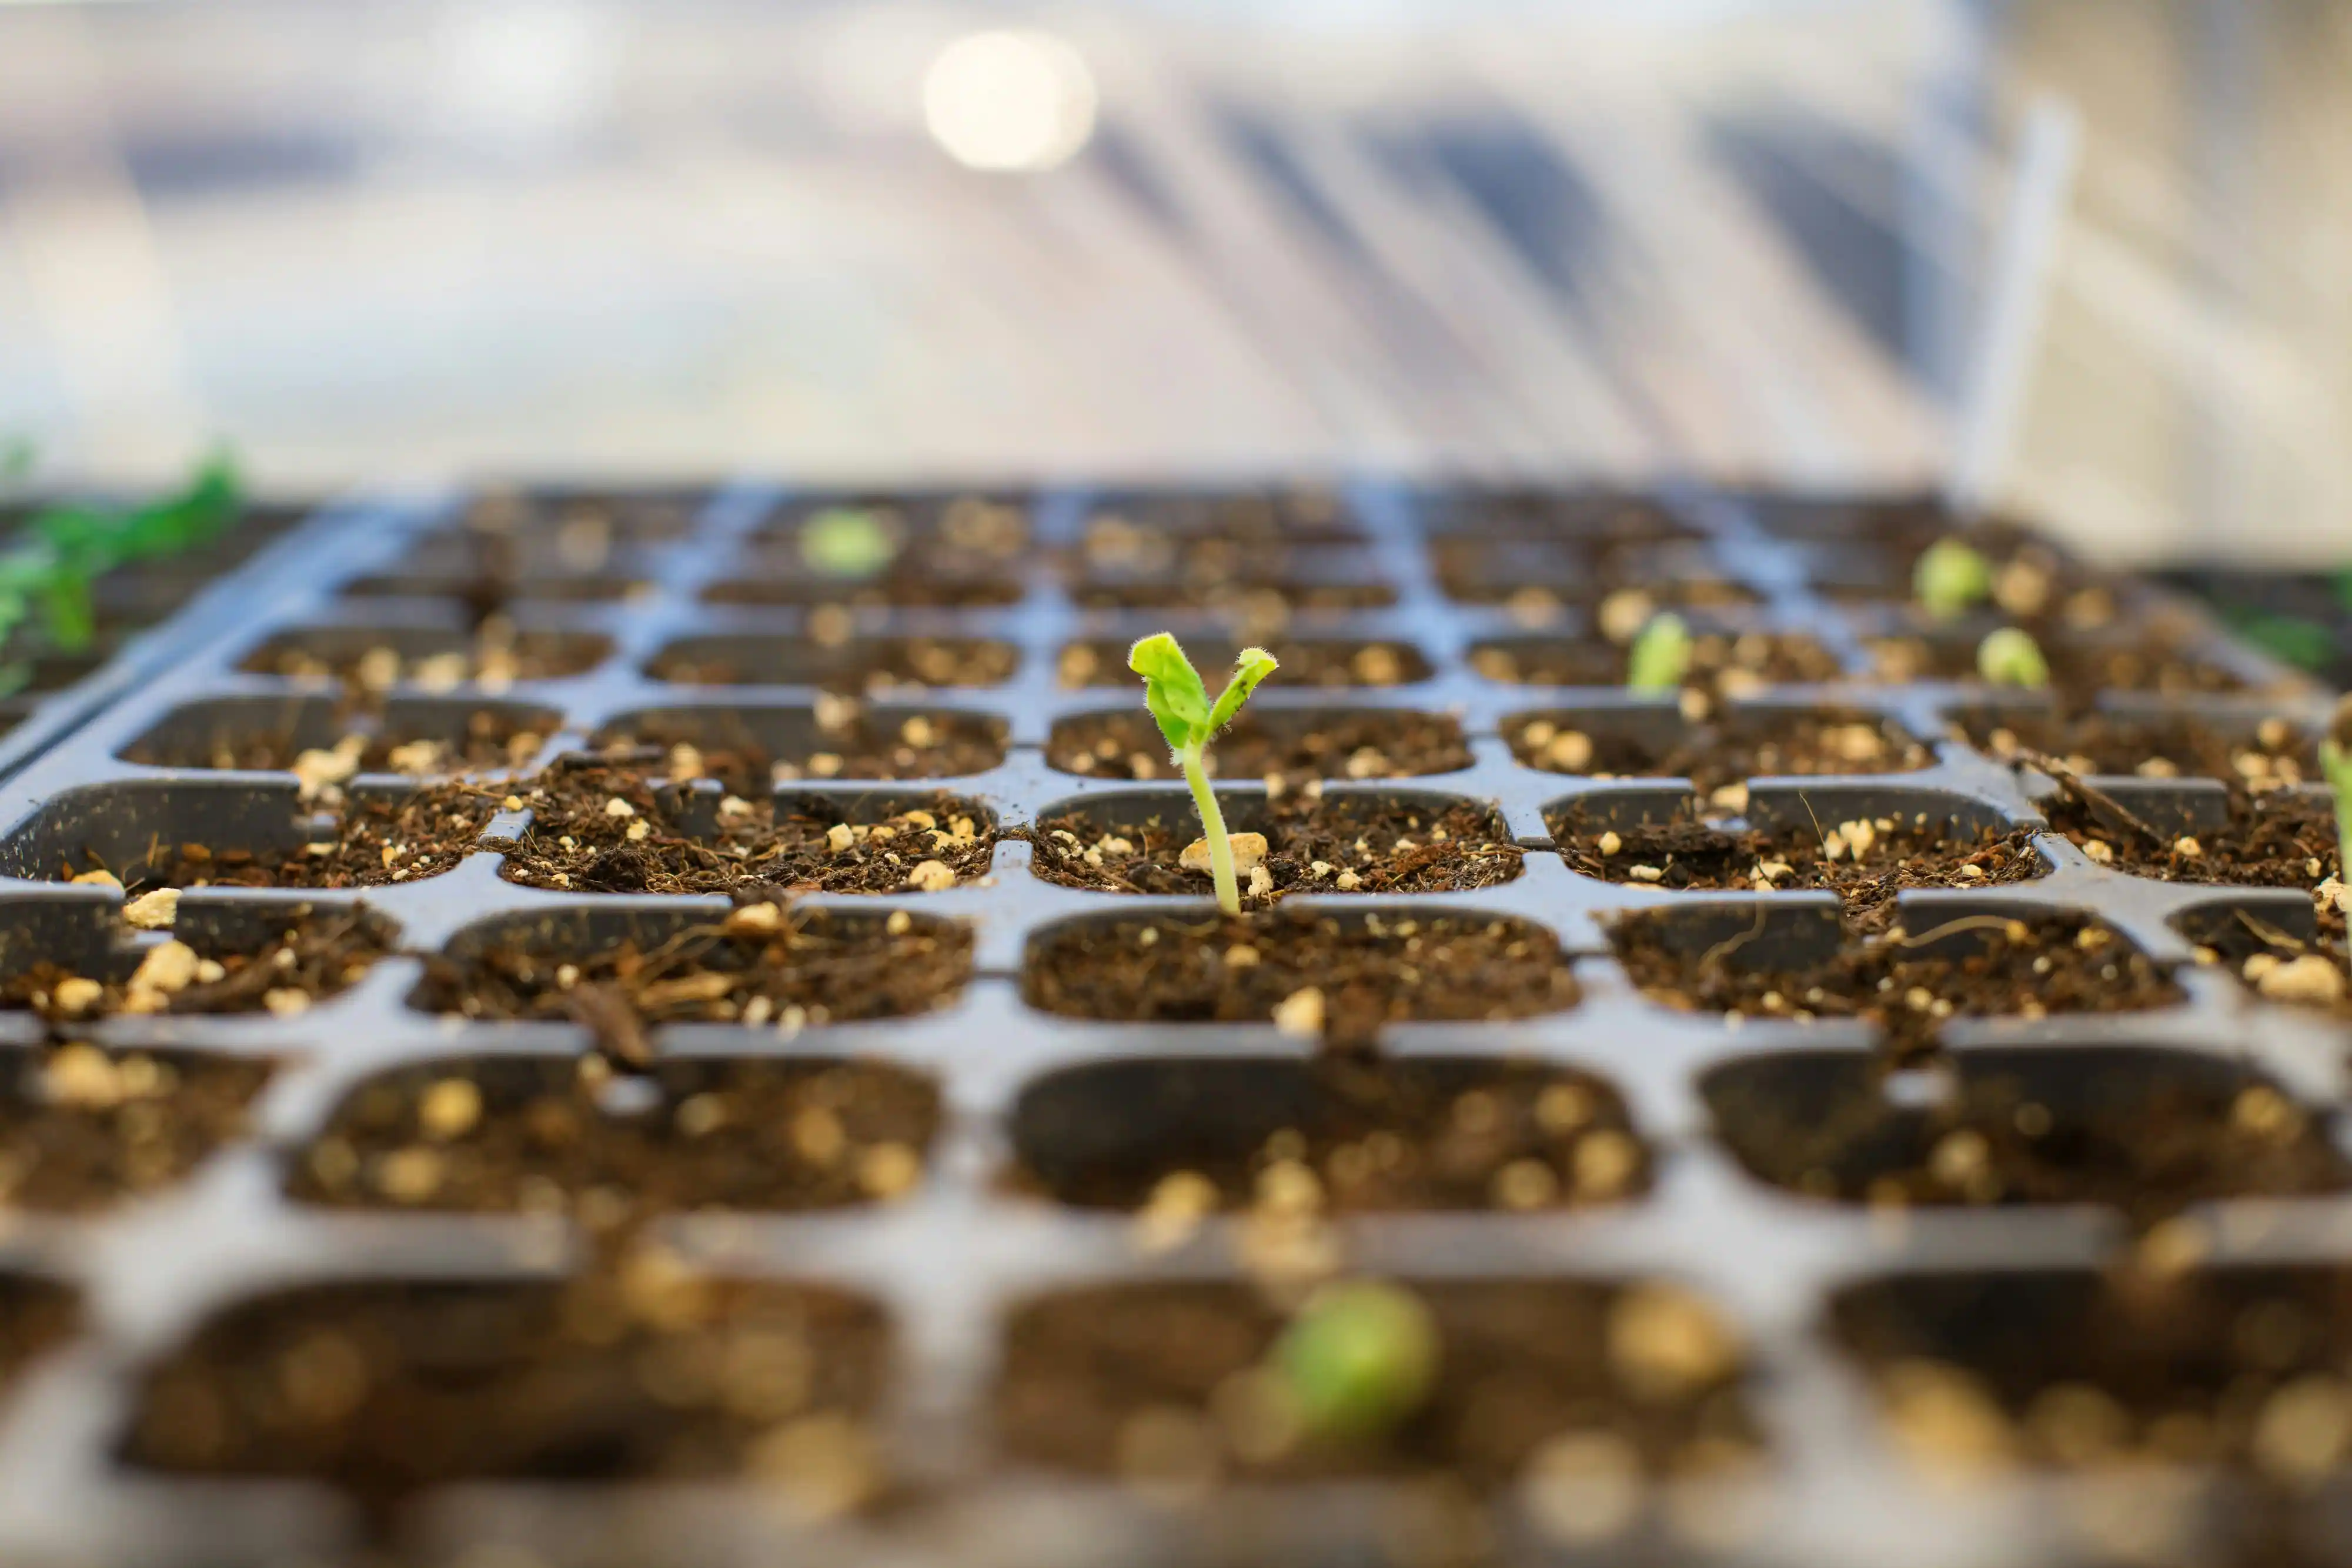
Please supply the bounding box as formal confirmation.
[56,786,502,891]
[2044,783,2336,887]
[128,710,546,777]
[649,637,1019,691]
[1512,713,1930,795]
[1470,630,1843,692]
[1028,795,1520,900]
[496,762,993,895]
[1953,708,2315,788]
[241,624,609,689]
[1610,910,2186,1055]
[1024,909,1577,1043]
[600,708,1004,782]
[1048,710,1471,787]
[293,1056,937,1215]
[0,1046,270,1211]
[1,910,389,1020]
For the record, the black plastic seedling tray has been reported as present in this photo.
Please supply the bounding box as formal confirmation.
[0,480,2339,1567]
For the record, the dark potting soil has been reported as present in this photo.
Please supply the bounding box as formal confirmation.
[1023,909,1578,1044]
[122,1273,890,1503]
[0,911,389,1020]
[703,563,1024,610]
[995,1278,1759,1485]
[1865,631,2249,700]
[1047,710,1472,786]
[1511,713,1930,795]
[240,625,610,688]
[1952,708,2316,788]
[1055,637,1429,690]
[415,908,973,1034]
[1028,796,1521,900]
[0,1047,270,1211]
[648,637,1020,691]
[1013,1057,1648,1212]
[1067,573,1398,614]
[1704,1052,2345,1226]
[60,786,503,892]
[291,1056,938,1215]
[2044,785,2336,887]
[125,709,547,777]
[496,763,994,895]
[1609,910,2186,1055]
[1556,810,2045,931]
[1469,630,1845,692]
[599,709,1005,782]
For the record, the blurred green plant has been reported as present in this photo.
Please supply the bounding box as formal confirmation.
[1626,612,1691,693]
[1128,632,1278,914]
[0,450,242,696]
[1272,1279,1439,1445]
[1913,537,1994,620]
[800,506,901,578]
[1975,626,2049,688]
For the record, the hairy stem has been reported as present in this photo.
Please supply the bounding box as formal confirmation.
[1181,744,1239,914]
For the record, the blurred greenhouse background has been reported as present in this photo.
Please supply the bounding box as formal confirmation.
[0,0,2343,563]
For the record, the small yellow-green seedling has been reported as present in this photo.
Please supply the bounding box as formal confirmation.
[1976,626,2049,688]
[1130,633,1278,914]
[1914,536,1994,620]
[1273,1280,1439,1445]
[1626,612,1692,693]
[2320,694,2352,883]
[800,506,900,578]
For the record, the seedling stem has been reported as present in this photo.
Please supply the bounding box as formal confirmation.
[1128,633,1278,914]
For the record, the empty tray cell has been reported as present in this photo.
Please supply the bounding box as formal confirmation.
[240,622,613,690]
[414,904,972,1030]
[1704,1047,2345,1221]
[1056,636,1428,690]
[122,696,557,777]
[2173,895,2350,1011]
[1047,707,1471,785]
[498,766,995,895]
[997,1276,1756,1482]
[1863,625,2250,700]
[596,703,1007,781]
[1066,546,1397,615]
[1082,487,1364,548]
[0,780,497,891]
[1830,1265,2352,1476]
[342,568,652,609]
[374,533,671,582]
[123,1276,890,1496]
[0,1045,271,1211]
[702,545,1024,610]
[754,490,1030,563]
[292,1054,938,1214]
[1024,908,1577,1042]
[453,485,708,544]
[1551,787,2043,927]
[1436,540,1752,616]
[2046,781,2335,886]
[0,899,392,1021]
[1610,904,2185,1055]
[646,634,1019,691]
[1029,788,1520,898]
[1420,487,1703,546]
[1508,706,1931,797]
[1011,1055,1646,1211]
[1469,628,1843,694]
[1949,703,2317,788]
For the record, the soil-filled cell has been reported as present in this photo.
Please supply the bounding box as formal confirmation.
[1028,790,1520,900]
[997,1277,1757,1482]
[1047,708,1470,786]
[123,696,556,777]
[0,901,391,1021]
[646,635,1019,691]
[293,1055,937,1214]
[1469,630,1843,694]
[1510,707,1930,795]
[240,623,612,690]
[0,1046,270,1211]
[597,704,1007,783]
[123,1276,890,1498]
[1949,706,2316,790]
[1011,1055,1646,1211]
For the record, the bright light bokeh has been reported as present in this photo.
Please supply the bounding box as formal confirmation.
[921,30,1098,172]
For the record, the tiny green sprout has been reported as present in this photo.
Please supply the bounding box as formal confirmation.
[1273,1280,1439,1445]
[800,506,900,579]
[1625,612,1692,693]
[1128,633,1279,914]
[2320,695,2352,884]
[1976,626,2049,688]
[1914,536,1995,620]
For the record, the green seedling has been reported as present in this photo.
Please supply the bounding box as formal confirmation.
[1128,632,1279,914]
[1976,626,2049,688]
[2320,695,2352,883]
[1626,611,1691,693]
[1914,536,1995,620]
[800,506,900,578]
[1273,1280,1439,1445]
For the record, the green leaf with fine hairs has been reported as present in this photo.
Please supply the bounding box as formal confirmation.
[1976,626,2050,688]
[1205,645,1279,732]
[1626,613,1692,693]
[1128,631,1211,753]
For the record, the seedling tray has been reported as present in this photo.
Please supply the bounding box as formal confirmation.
[0,481,2338,1567]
